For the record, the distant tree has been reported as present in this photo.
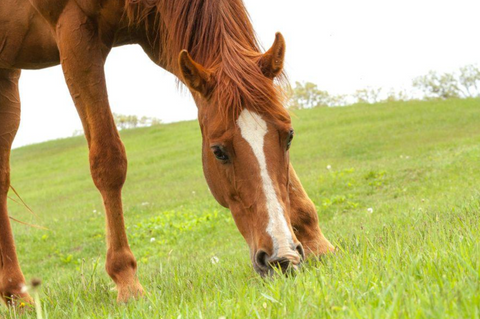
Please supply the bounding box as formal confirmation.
[329,93,350,107]
[385,88,411,102]
[152,119,162,126]
[139,116,162,127]
[353,87,382,104]
[413,71,460,99]
[458,64,480,97]
[113,113,162,130]
[287,81,331,109]
[114,113,139,130]
[72,129,84,137]
[413,65,480,100]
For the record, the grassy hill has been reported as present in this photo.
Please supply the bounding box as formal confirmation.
[3,98,480,318]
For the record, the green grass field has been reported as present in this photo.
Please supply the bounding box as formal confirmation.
[3,98,480,318]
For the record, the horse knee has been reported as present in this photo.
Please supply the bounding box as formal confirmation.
[89,140,127,193]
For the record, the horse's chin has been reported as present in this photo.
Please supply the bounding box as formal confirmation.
[252,262,301,278]
[253,266,269,278]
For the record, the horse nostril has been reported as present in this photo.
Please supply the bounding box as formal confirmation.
[268,257,293,274]
[295,243,305,261]
[255,249,270,270]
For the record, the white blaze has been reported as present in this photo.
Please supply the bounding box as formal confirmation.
[237,109,294,256]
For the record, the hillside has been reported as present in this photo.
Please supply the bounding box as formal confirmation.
[4,98,480,318]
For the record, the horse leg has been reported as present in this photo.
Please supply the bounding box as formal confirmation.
[56,3,143,303]
[0,69,32,306]
[289,164,335,257]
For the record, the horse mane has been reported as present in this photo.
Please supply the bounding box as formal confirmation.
[125,0,290,127]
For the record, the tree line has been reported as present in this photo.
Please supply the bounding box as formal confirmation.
[113,113,162,130]
[73,64,479,136]
[72,114,162,136]
[288,64,480,109]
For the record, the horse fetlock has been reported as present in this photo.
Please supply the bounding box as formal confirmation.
[105,249,144,302]
[116,280,144,303]
[106,249,138,282]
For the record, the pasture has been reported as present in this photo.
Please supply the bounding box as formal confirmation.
[3,98,480,318]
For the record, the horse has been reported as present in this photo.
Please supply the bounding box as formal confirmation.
[0,0,335,305]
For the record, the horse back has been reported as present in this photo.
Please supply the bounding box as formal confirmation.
[0,0,126,70]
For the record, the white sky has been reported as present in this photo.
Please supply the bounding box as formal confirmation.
[13,0,480,148]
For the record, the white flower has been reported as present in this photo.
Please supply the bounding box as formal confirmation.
[150,238,156,243]
[367,207,373,214]
[141,202,149,206]
[326,165,332,170]
[93,209,97,213]
[192,191,196,195]
[210,256,219,264]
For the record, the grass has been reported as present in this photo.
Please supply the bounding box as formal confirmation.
[2,98,480,318]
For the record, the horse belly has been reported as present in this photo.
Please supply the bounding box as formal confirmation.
[0,0,60,69]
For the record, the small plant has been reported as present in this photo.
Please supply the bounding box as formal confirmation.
[31,279,43,319]
[364,170,387,186]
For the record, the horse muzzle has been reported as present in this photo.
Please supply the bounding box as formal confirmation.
[253,243,305,276]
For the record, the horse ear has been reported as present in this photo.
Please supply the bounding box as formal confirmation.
[178,50,213,98]
[259,32,286,79]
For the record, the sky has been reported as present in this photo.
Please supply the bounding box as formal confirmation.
[13,0,480,148]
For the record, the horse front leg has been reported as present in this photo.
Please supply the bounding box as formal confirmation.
[288,164,335,258]
[56,3,143,303]
[0,69,32,306]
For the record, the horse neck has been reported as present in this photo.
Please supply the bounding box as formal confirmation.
[125,0,259,79]
[128,18,182,78]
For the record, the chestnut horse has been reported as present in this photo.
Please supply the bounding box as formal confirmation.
[0,0,334,305]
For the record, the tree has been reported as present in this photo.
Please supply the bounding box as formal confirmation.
[385,88,411,102]
[72,129,84,137]
[458,64,480,98]
[352,87,382,104]
[287,81,331,109]
[413,71,460,99]
[412,65,480,100]
[139,116,162,127]
[328,94,350,107]
[113,113,139,130]
[113,113,162,130]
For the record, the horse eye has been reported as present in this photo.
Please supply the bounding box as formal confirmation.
[212,146,229,162]
[287,129,294,150]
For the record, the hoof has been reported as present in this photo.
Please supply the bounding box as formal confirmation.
[117,281,145,303]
